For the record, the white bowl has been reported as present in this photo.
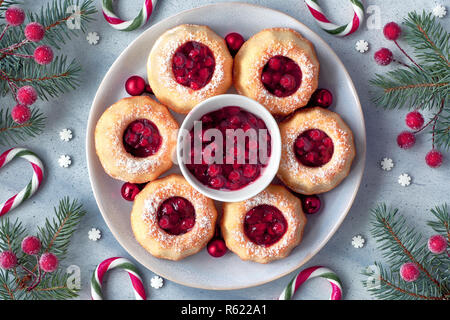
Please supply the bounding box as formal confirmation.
[177,94,281,202]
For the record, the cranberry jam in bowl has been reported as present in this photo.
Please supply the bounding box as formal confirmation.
[177,94,281,202]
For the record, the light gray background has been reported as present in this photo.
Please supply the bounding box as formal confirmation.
[1,0,448,300]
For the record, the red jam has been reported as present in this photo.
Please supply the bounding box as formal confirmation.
[261,55,302,97]
[186,106,271,191]
[294,129,334,167]
[157,197,195,235]
[244,205,287,246]
[172,41,216,90]
[123,119,162,158]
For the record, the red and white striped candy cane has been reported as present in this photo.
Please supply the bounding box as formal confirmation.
[279,266,343,300]
[91,257,147,300]
[102,0,157,31]
[0,148,44,216]
[304,0,365,37]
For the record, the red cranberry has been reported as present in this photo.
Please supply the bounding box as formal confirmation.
[207,238,227,258]
[21,236,41,255]
[123,119,162,157]
[5,7,25,26]
[425,149,443,168]
[261,56,302,97]
[310,88,333,108]
[244,205,287,246]
[294,129,334,167]
[225,32,245,55]
[39,252,59,273]
[427,235,447,254]
[301,195,321,214]
[383,22,402,41]
[33,45,53,65]
[0,251,17,269]
[187,106,271,191]
[400,262,419,282]
[24,22,45,42]
[172,41,215,90]
[121,182,141,201]
[374,48,393,66]
[157,197,195,235]
[405,111,424,130]
[17,85,38,106]
[11,104,31,124]
[397,131,415,149]
[125,75,146,96]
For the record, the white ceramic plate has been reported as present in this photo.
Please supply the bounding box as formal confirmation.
[86,2,366,290]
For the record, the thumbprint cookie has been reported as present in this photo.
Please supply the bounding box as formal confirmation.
[131,174,218,261]
[221,184,307,264]
[95,96,178,184]
[233,28,319,116]
[148,24,233,114]
[277,107,355,195]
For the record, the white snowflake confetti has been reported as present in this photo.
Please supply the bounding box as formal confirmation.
[150,276,164,289]
[86,32,100,45]
[59,128,73,142]
[88,228,101,241]
[58,155,72,168]
[432,4,447,18]
[380,157,394,171]
[398,173,411,187]
[352,235,365,248]
[355,40,369,53]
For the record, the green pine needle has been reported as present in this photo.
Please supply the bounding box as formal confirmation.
[0,106,46,146]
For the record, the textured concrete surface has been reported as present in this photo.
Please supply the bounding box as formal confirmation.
[0,0,448,300]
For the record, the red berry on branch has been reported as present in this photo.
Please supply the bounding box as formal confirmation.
[125,75,146,96]
[39,252,59,273]
[374,48,393,66]
[5,7,25,26]
[34,45,54,65]
[11,104,31,124]
[17,85,38,106]
[310,88,333,108]
[207,238,227,258]
[21,236,42,255]
[400,262,420,282]
[24,22,46,42]
[427,235,447,254]
[397,131,415,149]
[383,22,402,41]
[0,251,18,269]
[225,32,245,55]
[405,111,424,130]
[425,149,443,168]
[121,182,141,201]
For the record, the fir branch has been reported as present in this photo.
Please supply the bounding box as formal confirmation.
[38,197,86,260]
[31,270,78,300]
[433,109,450,150]
[0,106,45,146]
[427,204,450,243]
[0,218,26,253]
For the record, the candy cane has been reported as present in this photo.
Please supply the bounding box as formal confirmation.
[304,0,365,37]
[0,148,44,217]
[279,266,343,300]
[91,257,147,300]
[102,0,157,31]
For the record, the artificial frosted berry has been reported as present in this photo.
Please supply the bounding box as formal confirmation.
[11,104,31,124]
[5,6,25,26]
[24,22,45,42]
[425,149,443,168]
[405,111,424,130]
[0,251,18,269]
[16,85,38,106]
[399,262,420,282]
[125,75,146,96]
[310,88,333,108]
[427,235,447,254]
[34,45,54,65]
[21,236,41,255]
[225,32,245,55]
[383,22,402,41]
[121,182,141,201]
[207,238,227,258]
[397,131,415,149]
[374,48,393,66]
[39,252,59,273]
